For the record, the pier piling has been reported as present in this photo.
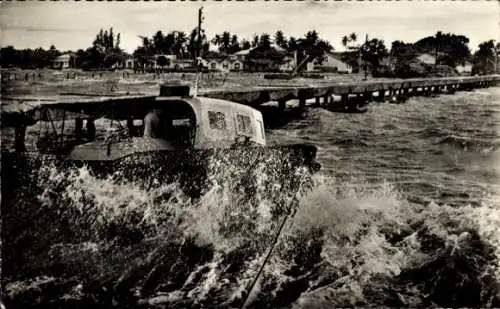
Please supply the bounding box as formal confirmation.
[323,95,330,105]
[86,119,96,141]
[127,118,134,135]
[299,98,306,108]
[75,118,83,143]
[14,124,27,152]
[376,89,385,102]
[278,99,286,112]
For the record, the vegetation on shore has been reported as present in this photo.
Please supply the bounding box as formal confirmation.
[1,26,498,77]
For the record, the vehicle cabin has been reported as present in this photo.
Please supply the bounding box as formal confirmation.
[137,96,267,149]
[66,95,267,161]
[2,85,267,160]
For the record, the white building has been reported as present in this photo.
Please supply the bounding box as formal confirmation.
[455,61,473,75]
[208,57,244,72]
[124,57,135,69]
[154,54,177,69]
[314,52,352,73]
[416,53,436,65]
[53,54,71,69]
[279,56,295,72]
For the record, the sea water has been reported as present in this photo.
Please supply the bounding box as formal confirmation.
[3,87,500,308]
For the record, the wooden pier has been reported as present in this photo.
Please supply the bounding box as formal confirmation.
[199,75,500,111]
[2,75,499,152]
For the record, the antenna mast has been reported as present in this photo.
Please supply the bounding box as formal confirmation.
[364,34,368,81]
[194,7,203,97]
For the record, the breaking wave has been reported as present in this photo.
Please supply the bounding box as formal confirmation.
[3,154,500,308]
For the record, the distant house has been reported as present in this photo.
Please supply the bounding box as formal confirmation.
[456,61,472,75]
[232,59,244,71]
[153,54,177,69]
[306,62,315,72]
[232,44,288,72]
[207,59,219,71]
[171,58,195,70]
[279,56,295,72]
[233,49,251,61]
[124,56,135,69]
[313,52,352,73]
[380,56,396,71]
[415,52,447,66]
[53,54,72,69]
[416,53,436,65]
[246,58,284,72]
[207,56,244,72]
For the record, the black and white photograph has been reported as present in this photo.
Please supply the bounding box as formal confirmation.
[1,0,499,308]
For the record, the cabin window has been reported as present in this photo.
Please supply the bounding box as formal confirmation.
[256,119,264,139]
[236,114,253,136]
[173,118,191,126]
[211,63,216,69]
[223,64,229,69]
[208,111,227,130]
[170,117,195,147]
[234,63,241,70]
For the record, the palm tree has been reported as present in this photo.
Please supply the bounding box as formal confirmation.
[349,33,357,43]
[212,34,222,50]
[305,30,319,45]
[221,32,231,53]
[275,30,287,49]
[173,31,187,58]
[189,28,207,59]
[259,33,271,49]
[252,34,259,48]
[341,35,349,48]
[230,34,239,52]
[288,37,298,51]
[241,39,251,50]
[152,31,164,54]
[164,32,176,55]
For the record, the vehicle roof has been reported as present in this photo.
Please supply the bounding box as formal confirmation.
[1,94,262,127]
[181,96,263,115]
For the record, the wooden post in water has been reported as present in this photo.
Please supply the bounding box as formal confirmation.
[434,85,442,94]
[75,118,83,143]
[341,93,349,110]
[278,99,286,112]
[315,96,320,107]
[86,118,96,141]
[127,118,134,136]
[377,89,385,102]
[323,95,330,106]
[299,97,306,109]
[363,91,372,102]
[14,124,27,152]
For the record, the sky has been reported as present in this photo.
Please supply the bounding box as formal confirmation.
[1,1,498,53]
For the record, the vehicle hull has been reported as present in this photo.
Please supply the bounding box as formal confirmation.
[2,144,320,201]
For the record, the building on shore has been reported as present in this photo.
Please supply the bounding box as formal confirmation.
[313,52,352,73]
[53,54,73,70]
[456,61,473,75]
[207,55,244,72]
[124,56,135,70]
[279,56,295,72]
[238,44,289,72]
[415,52,449,66]
[132,54,197,72]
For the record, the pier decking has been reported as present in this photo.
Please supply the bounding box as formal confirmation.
[2,75,500,152]
[198,75,500,109]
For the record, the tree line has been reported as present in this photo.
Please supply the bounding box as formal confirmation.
[1,27,498,76]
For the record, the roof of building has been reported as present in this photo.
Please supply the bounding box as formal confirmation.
[207,57,242,64]
[56,54,72,60]
[232,44,286,57]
